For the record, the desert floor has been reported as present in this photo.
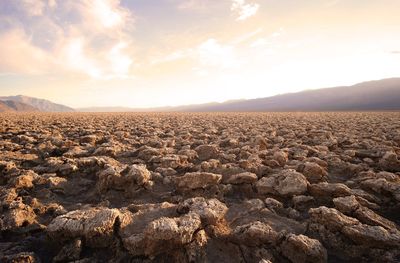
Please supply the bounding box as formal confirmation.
[1,112,400,263]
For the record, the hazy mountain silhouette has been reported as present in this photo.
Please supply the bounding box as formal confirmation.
[0,95,74,112]
[78,78,400,112]
[4,78,400,113]
[182,78,400,112]
[0,100,39,112]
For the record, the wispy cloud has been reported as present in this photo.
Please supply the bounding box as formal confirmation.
[150,37,239,76]
[0,0,135,79]
[20,0,46,16]
[48,0,57,9]
[177,0,208,11]
[250,27,285,48]
[231,0,259,21]
[196,38,239,72]
[0,29,52,74]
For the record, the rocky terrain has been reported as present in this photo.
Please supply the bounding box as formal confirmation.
[0,112,399,263]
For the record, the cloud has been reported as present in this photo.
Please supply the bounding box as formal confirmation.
[0,29,52,74]
[48,0,57,9]
[197,39,238,69]
[73,0,133,32]
[231,0,259,21]
[231,28,263,44]
[151,37,239,76]
[59,38,102,79]
[58,38,133,80]
[250,27,285,47]
[20,0,46,16]
[108,42,133,78]
[177,0,208,10]
[390,50,400,54]
[0,0,135,79]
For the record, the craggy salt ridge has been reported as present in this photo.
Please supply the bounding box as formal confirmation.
[0,112,400,263]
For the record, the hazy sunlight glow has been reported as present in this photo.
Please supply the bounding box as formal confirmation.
[0,0,399,108]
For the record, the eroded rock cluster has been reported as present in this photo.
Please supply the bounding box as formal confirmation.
[0,112,400,262]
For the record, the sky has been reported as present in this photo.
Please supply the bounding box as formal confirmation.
[0,0,400,108]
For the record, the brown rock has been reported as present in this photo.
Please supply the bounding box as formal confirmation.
[47,208,121,247]
[280,234,327,263]
[47,176,68,192]
[302,162,328,183]
[80,135,97,144]
[231,221,278,246]
[309,183,351,198]
[334,195,398,230]
[379,152,400,172]
[309,206,400,249]
[342,224,400,248]
[53,238,82,262]
[178,197,228,225]
[142,213,202,256]
[11,173,34,189]
[195,145,219,161]
[223,172,258,184]
[126,164,152,187]
[176,172,222,190]
[1,201,36,230]
[333,195,360,214]
[256,169,308,196]
[309,206,358,231]
[1,252,40,263]
[273,151,288,167]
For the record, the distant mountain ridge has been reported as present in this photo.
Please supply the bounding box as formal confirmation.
[77,78,400,112]
[2,78,400,113]
[0,95,74,112]
[0,100,39,112]
[181,78,400,112]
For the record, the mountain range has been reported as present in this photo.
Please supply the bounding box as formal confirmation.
[78,78,400,112]
[0,95,75,112]
[0,100,39,112]
[1,78,400,112]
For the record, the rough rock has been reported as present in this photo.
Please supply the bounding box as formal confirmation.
[195,145,219,161]
[47,208,121,247]
[141,213,202,256]
[308,182,352,198]
[11,173,34,189]
[53,238,82,262]
[273,151,288,166]
[309,206,400,249]
[301,162,328,183]
[126,164,152,186]
[333,195,398,230]
[256,169,308,196]
[176,172,222,190]
[379,152,400,172]
[231,221,279,246]
[280,234,327,263]
[178,197,228,225]
[1,201,37,230]
[222,172,258,184]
